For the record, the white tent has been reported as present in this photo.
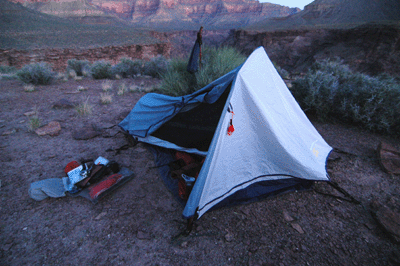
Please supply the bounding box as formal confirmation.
[120,47,332,219]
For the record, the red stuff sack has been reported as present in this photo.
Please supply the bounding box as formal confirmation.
[88,174,123,200]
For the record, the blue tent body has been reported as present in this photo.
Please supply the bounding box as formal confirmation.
[119,47,332,219]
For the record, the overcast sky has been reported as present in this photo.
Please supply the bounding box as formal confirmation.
[259,0,314,10]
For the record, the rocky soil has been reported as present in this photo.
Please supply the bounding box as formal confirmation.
[0,76,399,265]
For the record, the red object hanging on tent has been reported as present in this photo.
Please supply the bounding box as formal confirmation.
[227,111,235,136]
[228,124,235,136]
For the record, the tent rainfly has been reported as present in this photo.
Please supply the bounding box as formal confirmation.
[119,47,332,220]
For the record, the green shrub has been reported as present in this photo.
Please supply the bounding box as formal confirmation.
[0,74,18,80]
[291,59,400,136]
[159,46,246,96]
[158,59,196,96]
[196,46,245,89]
[16,62,55,85]
[28,116,41,132]
[67,59,90,77]
[143,56,169,78]
[91,60,112,79]
[0,65,17,74]
[111,58,143,78]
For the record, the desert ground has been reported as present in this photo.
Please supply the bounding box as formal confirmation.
[0,76,399,265]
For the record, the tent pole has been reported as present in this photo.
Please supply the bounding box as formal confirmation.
[186,210,199,233]
[186,217,194,233]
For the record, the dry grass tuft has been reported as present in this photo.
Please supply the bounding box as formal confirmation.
[100,92,113,104]
[129,84,140,93]
[23,84,35,92]
[27,106,41,132]
[75,97,93,115]
[117,82,127,96]
[101,79,113,92]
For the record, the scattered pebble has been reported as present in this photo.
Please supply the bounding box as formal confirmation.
[24,111,36,116]
[283,210,295,222]
[95,212,107,220]
[291,223,304,234]
[2,129,16,136]
[225,232,234,242]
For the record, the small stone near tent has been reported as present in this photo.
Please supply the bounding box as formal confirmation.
[51,98,75,109]
[72,125,101,140]
[35,121,61,136]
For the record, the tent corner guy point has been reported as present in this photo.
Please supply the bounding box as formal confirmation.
[119,47,332,221]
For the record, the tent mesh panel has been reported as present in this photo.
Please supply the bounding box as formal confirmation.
[152,85,231,152]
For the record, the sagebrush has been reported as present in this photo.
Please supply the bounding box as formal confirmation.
[91,60,112,79]
[67,59,90,77]
[143,56,168,78]
[112,58,143,78]
[0,65,17,74]
[291,59,400,136]
[16,62,55,85]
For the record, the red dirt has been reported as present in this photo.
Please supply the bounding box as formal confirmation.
[0,77,399,265]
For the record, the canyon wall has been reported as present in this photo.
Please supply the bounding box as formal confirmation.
[11,0,301,28]
[0,42,171,71]
[224,24,400,76]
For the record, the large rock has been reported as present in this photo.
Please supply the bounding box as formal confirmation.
[72,125,101,140]
[35,121,61,136]
[377,142,400,175]
[371,200,400,243]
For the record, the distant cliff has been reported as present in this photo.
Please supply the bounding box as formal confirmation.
[11,0,107,17]
[223,23,400,76]
[10,0,301,29]
[247,0,400,31]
